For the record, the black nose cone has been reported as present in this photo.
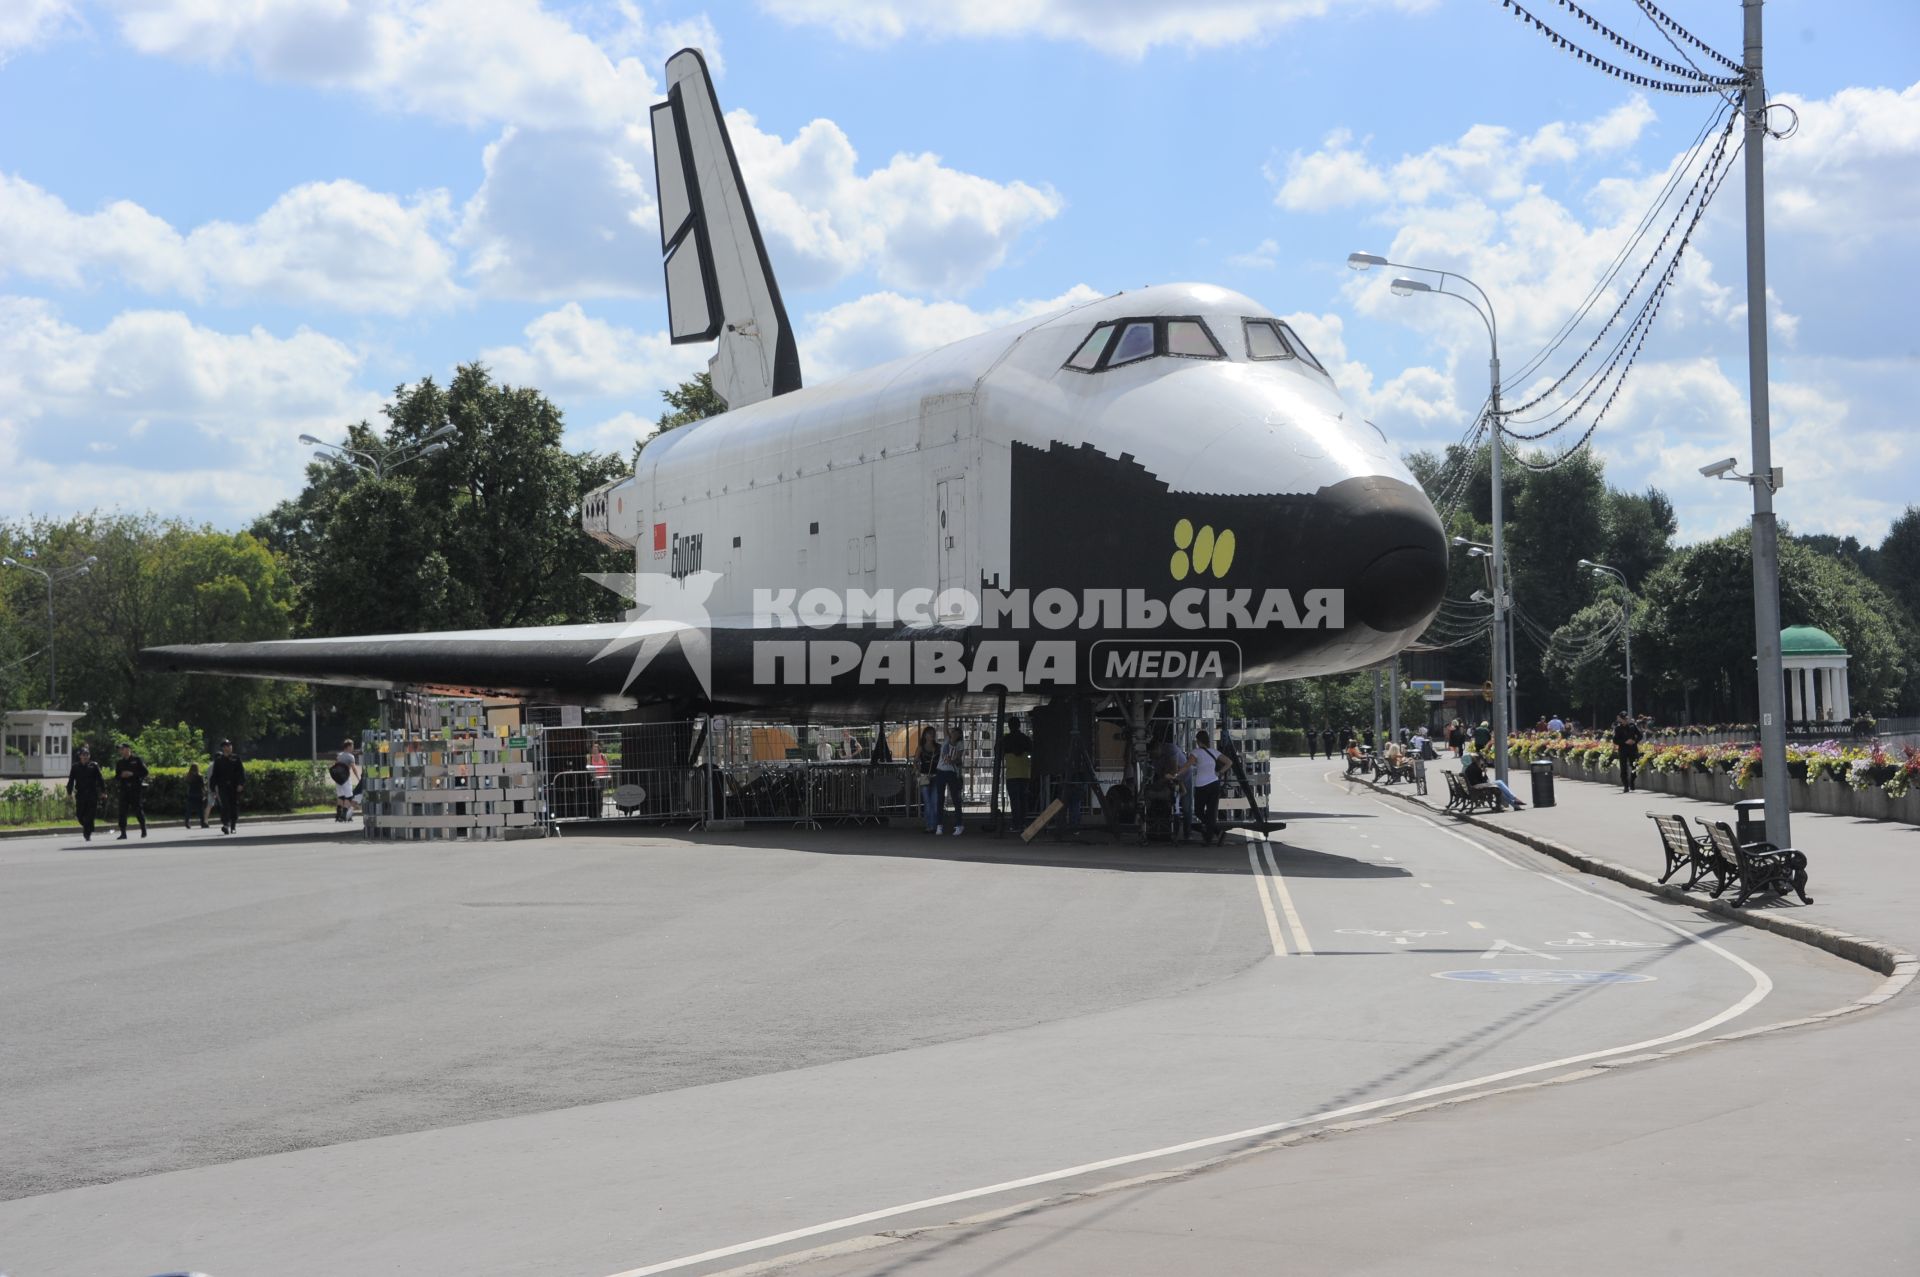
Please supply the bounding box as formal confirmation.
[1322,476,1448,634]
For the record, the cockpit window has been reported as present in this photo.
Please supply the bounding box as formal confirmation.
[1066,323,1115,371]
[1279,322,1328,373]
[1108,321,1156,367]
[1166,320,1224,359]
[1244,319,1290,360]
[1061,316,1226,373]
[1244,317,1331,375]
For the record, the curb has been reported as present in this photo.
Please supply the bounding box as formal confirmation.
[0,811,347,841]
[1358,776,1919,987]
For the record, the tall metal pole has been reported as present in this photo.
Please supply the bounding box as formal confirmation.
[1743,0,1790,847]
[43,572,57,706]
[1621,589,1634,719]
[1489,362,1510,782]
[1389,654,1402,743]
[1371,667,1384,746]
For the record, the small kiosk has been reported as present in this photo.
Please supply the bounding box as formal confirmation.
[1,710,86,780]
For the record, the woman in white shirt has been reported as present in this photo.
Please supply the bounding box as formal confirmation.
[1187,730,1224,846]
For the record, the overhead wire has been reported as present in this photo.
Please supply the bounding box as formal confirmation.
[1494,0,1738,95]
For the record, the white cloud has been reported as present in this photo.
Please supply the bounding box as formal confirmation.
[1228,238,1281,270]
[104,0,660,130]
[1274,99,1656,213]
[728,111,1065,295]
[479,302,706,398]
[760,0,1432,59]
[800,285,1102,379]
[0,0,76,61]
[577,409,659,455]
[0,173,462,313]
[0,296,381,524]
[456,127,661,300]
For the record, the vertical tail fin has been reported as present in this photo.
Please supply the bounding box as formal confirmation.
[652,48,801,410]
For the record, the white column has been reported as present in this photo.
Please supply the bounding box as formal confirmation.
[1835,663,1851,719]
[1788,667,1803,722]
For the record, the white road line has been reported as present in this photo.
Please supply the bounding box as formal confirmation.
[1468,921,1486,930]
[1441,898,1455,905]
[1259,839,1314,956]
[1247,843,1287,958]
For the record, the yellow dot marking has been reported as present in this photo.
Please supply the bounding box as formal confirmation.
[1173,518,1194,549]
[1170,550,1190,581]
[1192,525,1215,574]
[1212,528,1236,576]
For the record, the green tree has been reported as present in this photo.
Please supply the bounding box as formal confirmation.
[635,371,727,465]
[261,364,631,638]
[0,515,300,746]
[1873,506,1920,622]
[1636,530,1910,721]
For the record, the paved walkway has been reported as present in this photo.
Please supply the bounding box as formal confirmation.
[771,759,1920,1277]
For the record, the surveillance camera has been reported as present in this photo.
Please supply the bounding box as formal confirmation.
[1699,457,1739,479]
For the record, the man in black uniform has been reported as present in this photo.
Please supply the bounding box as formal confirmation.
[208,738,247,835]
[1612,711,1643,793]
[66,745,105,841]
[113,742,148,839]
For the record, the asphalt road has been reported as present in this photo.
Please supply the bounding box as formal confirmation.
[0,767,1875,1277]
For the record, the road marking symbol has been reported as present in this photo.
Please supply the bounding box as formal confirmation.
[1468,921,1486,930]
[1480,938,1559,962]
[1440,897,1455,905]
[1434,969,1654,985]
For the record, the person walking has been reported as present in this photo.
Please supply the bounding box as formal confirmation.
[935,720,965,836]
[1320,726,1335,760]
[1548,713,1565,736]
[66,745,105,841]
[331,738,360,821]
[113,742,149,840]
[183,762,209,829]
[914,726,940,834]
[208,738,246,835]
[1472,720,1492,752]
[1186,729,1226,846]
[1447,719,1465,758]
[998,716,1033,833]
[1612,711,1643,793]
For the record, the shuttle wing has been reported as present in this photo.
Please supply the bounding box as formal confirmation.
[140,622,699,704]
[652,47,801,409]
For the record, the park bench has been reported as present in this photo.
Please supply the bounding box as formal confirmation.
[1344,749,1374,777]
[1646,812,1722,893]
[1444,769,1503,814]
[1694,818,1813,908]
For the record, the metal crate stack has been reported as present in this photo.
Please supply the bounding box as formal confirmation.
[362,701,546,841]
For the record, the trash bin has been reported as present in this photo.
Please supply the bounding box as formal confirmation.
[1529,759,1556,808]
[1734,798,1766,846]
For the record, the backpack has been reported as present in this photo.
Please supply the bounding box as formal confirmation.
[329,761,351,784]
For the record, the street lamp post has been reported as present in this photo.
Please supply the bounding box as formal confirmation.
[1,554,97,705]
[1579,559,1633,719]
[298,423,457,479]
[1349,252,1510,783]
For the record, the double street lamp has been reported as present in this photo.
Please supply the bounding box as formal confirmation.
[1352,250,1511,782]
[0,553,98,705]
[298,424,458,479]
[1578,559,1634,719]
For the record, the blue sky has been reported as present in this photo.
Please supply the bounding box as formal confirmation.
[2,0,1915,545]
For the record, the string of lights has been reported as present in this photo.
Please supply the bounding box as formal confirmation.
[1502,103,1737,421]
[1632,0,1744,75]
[1625,0,1743,108]
[1505,128,1744,470]
[1536,0,1743,86]
[1495,1,1733,95]
[1500,100,1729,393]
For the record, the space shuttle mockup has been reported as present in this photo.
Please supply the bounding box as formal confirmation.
[144,49,1449,720]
